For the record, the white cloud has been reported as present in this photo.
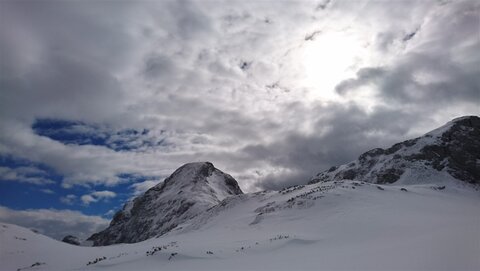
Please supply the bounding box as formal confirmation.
[60,194,76,205]
[40,188,55,194]
[0,166,54,185]
[80,195,96,205]
[81,190,116,205]
[0,205,109,240]
[104,209,116,217]
[130,180,163,195]
[91,190,116,198]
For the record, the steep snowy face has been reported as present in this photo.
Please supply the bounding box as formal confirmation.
[310,116,480,185]
[88,162,243,246]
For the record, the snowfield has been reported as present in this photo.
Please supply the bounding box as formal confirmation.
[1,179,479,271]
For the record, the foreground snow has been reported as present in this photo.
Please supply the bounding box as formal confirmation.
[1,180,479,271]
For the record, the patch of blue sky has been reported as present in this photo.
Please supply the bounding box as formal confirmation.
[0,155,159,217]
[72,182,133,217]
[0,155,67,210]
[0,155,61,185]
[32,118,165,152]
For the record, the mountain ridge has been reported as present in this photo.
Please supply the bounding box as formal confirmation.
[309,115,480,185]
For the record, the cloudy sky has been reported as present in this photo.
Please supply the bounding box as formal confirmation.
[0,0,478,240]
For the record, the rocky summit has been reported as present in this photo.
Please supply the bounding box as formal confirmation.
[88,162,243,246]
[310,116,480,185]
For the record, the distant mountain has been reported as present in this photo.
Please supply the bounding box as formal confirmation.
[310,116,480,185]
[88,162,243,246]
[62,235,80,246]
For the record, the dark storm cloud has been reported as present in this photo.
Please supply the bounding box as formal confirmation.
[336,0,480,107]
[144,55,179,80]
[379,55,479,104]
[0,0,138,124]
[0,0,138,71]
[336,54,479,106]
[163,0,214,40]
[0,53,126,122]
[246,103,419,190]
[335,68,386,96]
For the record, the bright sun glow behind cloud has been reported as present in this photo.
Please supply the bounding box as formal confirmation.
[302,31,368,101]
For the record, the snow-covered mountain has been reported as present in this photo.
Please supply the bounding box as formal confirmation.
[1,117,479,270]
[310,115,480,185]
[88,162,243,246]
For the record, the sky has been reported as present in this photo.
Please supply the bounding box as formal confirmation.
[0,0,479,240]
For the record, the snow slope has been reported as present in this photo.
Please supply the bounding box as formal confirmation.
[2,179,479,271]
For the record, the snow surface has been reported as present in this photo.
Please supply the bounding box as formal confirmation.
[1,179,479,271]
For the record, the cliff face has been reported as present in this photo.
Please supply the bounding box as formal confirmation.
[310,116,480,185]
[88,162,243,246]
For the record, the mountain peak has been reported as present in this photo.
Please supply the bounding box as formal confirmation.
[311,115,480,185]
[88,162,242,246]
[173,161,215,173]
[450,115,479,124]
[151,161,243,198]
[426,115,479,138]
[160,162,216,187]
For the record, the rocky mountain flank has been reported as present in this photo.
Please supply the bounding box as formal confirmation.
[310,116,480,185]
[88,162,243,246]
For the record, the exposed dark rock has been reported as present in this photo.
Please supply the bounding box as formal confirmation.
[337,169,357,180]
[377,168,404,184]
[359,148,385,161]
[327,166,338,172]
[62,235,80,246]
